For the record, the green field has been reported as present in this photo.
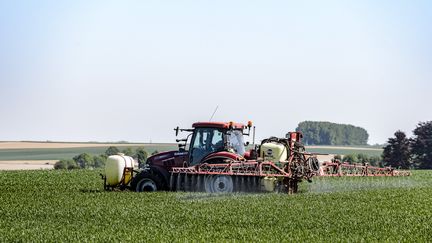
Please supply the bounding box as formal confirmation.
[0,170,430,241]
[306,147,383,157]
[0,144,177,161]
[0,144,382,161]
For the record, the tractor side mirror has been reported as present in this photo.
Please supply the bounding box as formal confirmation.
[174,126,179,136]
[244,141,250,146]
[178,144,186,152]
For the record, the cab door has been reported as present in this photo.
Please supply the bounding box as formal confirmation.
[189,128,224,165]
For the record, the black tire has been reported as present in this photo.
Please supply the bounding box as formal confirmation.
[307,156,320,173]
[131,171,163,192]
[204,175,234,193]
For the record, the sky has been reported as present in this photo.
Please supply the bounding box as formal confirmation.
[0,0,431,144]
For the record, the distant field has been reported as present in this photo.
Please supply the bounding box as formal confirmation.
[306,146,383,157]
[0,142,177,161]
[0,142,154,149]
[0,142,382,162]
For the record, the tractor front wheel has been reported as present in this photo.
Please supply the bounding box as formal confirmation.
[133,172,162,192]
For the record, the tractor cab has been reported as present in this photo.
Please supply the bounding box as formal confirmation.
[175,121,252,166]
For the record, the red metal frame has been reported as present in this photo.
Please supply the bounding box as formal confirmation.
[171,161,291,177]
[318,161,411,177]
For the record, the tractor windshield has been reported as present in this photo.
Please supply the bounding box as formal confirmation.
[228,130,246,156]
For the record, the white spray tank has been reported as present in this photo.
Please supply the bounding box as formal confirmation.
[259,139,289,191]
[104,153,135,187]
[259,142,288,163]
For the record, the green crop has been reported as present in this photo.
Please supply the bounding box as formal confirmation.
[0,170,431,242]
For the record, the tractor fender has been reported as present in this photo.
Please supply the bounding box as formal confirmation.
[145,165,170,190]
[201,151,243,163]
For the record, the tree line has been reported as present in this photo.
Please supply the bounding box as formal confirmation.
[296,121,369,145]
[382,121,432,169]
[54,146,158,170]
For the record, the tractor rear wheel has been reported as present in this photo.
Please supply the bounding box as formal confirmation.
[133,172,162,192]
[204,175,233,193]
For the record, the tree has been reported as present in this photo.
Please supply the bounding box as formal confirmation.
[54,160,68,170]
[93,155,106,168]
[66,160,80,170]
[122,147,134,156]
[296,121,369,145]
[135,147,148,168]
[54,159,79,170]
[368,155,382,166]
[343,154,357,163]
[382,130,411,169]
[73,153,94,169]
[105,146,119,156]
[357,153,370,163]
[410,121,432,169]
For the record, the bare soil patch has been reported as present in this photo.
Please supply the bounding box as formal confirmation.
[316,154,335,162]
[0,160,57,170]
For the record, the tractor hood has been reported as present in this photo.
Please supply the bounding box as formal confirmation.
[147,150,188,168]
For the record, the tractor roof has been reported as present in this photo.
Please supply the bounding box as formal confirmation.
[192,122,245,130]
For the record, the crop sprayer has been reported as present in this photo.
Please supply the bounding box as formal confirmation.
[101,121,410,194]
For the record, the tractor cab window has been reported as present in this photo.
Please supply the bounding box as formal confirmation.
[190,128,224,165]
[228,130,246,156]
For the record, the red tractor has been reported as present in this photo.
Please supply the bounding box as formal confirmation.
[103,121,320,194]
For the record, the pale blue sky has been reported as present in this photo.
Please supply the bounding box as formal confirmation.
[0,0,431,144]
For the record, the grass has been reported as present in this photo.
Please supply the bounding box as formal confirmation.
[0,169,430,242]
